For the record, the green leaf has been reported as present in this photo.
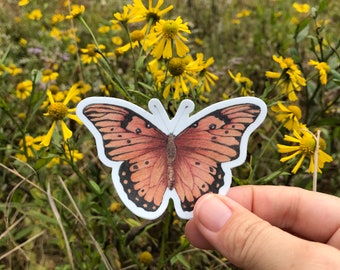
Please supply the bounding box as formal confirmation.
[31,69,42,84]
[27,209,59,225]
[34,157,54,170]
[135,55,146,72]
[329,69,340,80]
[89,180,102,194]
[313,117,340,126]
[296,24,310,43]
[318,0,328,13]
[256,170,291,184]
[170,253,191,269]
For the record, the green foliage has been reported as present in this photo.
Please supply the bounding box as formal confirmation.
[0,0,339,269]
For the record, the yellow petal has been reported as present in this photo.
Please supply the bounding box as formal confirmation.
[174,36,189,57]
[41,121,56,146]
[61,120,72,140]
[67,113,83,124]
[277,144,300,154]
[291,154,306,174]
[163,39,173,58]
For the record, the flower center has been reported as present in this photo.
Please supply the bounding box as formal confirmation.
[300,133,315,155]
[48,102,68,120]
[162,20,179,39]
[49,85,60,94]
[87,46,97,57]
[43,69,53,76]
[146,12,161,23]
[168,58,186,76]
[17,84,26,93]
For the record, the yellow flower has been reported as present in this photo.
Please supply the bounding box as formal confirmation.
[63,144,83,162]
[195,53,218,93]
[19,38,27,46]
[265,55,306,101]
[194,38,203,46]
[46,144,84,167]
[316,19,331,28]
[42,69,59,83]
[232,19,241,25]
[18,0,30,6]
[100,84,113,96]
[131,0,173,24]
[308,60,330,85]
[112,5,138,24]
[66,81,91,104]
[51,13,65,24]
[98,25,110,33]
[41,85,65,108]
[27,9,43,21]
[109,202,122,213]
[112,36,123,46]
[41,86,82,146]
[115,30,145,55]
[16,80,33,99]
[15,135,44,162]
[163,57,202,99]
[65,28,79,42]
[66,4,85,19]
[138,251,153,265]
[148,16,191,59]
[5,64,22,76]
[147,59,165,89]
[50,27,62,41]
[293,3,310,13]
[73,80,91,95]
[228,70,254,96]
[271,101,305,130]
[67,44,78,55]
[277,129,333,174]
[80,44,106,64]
[236,9,252,18]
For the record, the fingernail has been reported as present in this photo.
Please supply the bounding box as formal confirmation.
[195,194,232,232]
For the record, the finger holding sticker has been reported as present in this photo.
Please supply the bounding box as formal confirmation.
[76,97,267,220]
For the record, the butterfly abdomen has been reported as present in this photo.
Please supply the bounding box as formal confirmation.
[166,134,177,190]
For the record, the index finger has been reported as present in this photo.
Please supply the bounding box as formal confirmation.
[227,185,340,248]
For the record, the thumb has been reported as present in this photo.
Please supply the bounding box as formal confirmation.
[190,193,340,270]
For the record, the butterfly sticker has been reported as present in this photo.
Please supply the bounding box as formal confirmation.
[76,97,267,220]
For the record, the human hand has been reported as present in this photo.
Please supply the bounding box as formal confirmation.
[185,186,340,269]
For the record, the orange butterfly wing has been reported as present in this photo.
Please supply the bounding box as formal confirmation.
[174,103,262,211]
[83,104,169,212]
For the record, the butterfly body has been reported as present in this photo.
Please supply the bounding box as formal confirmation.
[166,134,176,189]
[77,97,267,219]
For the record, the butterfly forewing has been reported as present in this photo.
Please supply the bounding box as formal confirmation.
[83,103,169,212]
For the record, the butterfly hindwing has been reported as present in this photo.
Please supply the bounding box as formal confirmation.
[82,103,168,213]
[174,103,262,211]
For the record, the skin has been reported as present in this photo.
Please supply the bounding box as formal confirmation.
[185,185,340,270]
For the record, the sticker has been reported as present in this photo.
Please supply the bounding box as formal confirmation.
[76,97,267,220]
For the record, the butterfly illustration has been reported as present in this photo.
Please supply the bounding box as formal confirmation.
[76,97,267,220]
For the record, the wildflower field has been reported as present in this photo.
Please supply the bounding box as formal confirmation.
[1,0,339,269]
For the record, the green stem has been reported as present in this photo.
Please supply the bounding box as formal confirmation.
[158,202,173,269]
[78,16,100,48]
